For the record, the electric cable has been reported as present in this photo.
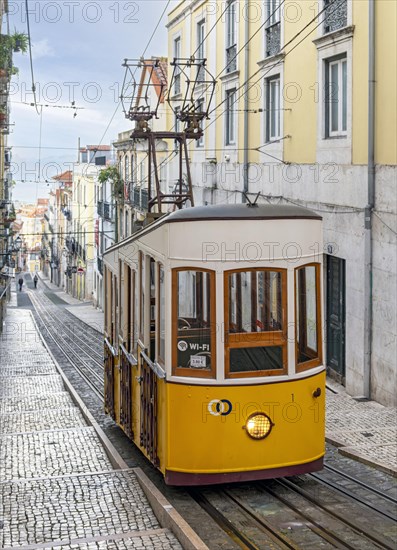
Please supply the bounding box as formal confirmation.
[24,0,40,115]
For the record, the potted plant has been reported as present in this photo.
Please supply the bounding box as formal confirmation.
[0,105,7,126]
[0,31,28,77]
[11,31,29,53]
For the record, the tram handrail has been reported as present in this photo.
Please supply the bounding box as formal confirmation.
[140,349,166,379]
[120,343,138,366]
[104,337,117,357]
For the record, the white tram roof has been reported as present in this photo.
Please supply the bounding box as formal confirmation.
[104,204,322,267]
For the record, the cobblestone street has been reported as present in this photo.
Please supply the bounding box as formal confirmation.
[0,308,184,550]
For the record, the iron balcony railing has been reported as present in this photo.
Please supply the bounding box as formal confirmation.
[97,200,104,217]
[324,0,347,34]
[265,22,281,57]
[226,44,237,73]
[104,202,112,221]
[97,256,103,276]
[131,186,148,211]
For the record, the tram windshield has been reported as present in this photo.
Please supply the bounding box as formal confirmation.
[225,269,287,377]
[173,269,215,377]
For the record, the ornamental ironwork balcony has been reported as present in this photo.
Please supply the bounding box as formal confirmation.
[324,0,347,34]
[61,207,71,221]
[131,186,148,211]
[104,202,112,221]
[265,22,281,57]
[225,44,237,73]
[97,200,104,217]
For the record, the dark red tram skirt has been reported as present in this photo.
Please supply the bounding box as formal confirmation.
[165,457,324,486]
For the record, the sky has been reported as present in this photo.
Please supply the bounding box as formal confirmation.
[6,0,179,202]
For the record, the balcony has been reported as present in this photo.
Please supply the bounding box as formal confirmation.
[97,256,103,276]
[131,186,148,211]
[265,22,281,58]
[61,207,71,221]
[324,0,347,34]
[226,44,237,73]
[104,202,112,221]
[97,200,104,217]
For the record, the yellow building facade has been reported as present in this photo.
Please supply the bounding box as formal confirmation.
[71,164,96,301]
[167,0,397,406]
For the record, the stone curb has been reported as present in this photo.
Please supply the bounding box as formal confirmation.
[29,309,209,550]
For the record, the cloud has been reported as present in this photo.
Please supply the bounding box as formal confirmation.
[32,39,55,60]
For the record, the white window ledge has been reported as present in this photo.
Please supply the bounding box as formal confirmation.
[257,52,285,70]
[220,70,240,83]
[313,25,355,50]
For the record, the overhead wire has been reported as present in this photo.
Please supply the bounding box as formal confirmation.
[138,0,339,187]
[24,0,40,115]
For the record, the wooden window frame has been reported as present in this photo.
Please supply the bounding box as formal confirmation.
[224,268,288,379]
[157,263,165,366]
[138,251,145,343]
[172,267,216,379]
[295,263,323,373]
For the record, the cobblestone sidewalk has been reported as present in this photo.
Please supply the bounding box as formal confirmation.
[0,309,183,550]
[326,380,397,476]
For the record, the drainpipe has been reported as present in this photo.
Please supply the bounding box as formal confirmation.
[363,0,375,399]
[242,0,250,202]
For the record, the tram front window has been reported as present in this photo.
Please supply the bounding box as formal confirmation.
[173,269,215,376]
[296,264,322,370]
[226,269,287,377]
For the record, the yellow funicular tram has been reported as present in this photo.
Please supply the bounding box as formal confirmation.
[103,202,325,485]
[103,58,325,485]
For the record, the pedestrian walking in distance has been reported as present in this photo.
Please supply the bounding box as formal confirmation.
[33,274,38,289]
[18,277,23,292]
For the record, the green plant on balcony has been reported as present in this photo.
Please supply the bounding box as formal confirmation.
[0,31,29,77]
[98,165,124,203]
[0,104,7,127]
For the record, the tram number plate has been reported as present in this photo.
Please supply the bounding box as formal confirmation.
[190,355,207,368]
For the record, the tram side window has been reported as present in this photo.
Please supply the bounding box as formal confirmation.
[158,264,165,364]
[296,264,322,370]
[173,269,215,378]
[226,269,287,377]
[139,252,145,343]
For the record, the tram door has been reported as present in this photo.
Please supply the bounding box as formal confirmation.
[120,265,134,438]
[104,269,117,419]
[139,255,159,465]
[326,255,346,382]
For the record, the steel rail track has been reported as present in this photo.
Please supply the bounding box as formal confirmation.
[36,291,103,363]
[309,471,397,521]
[274,478,396,550]
[324,463,397,505]
[30,290,104,370]
[262,482,374,550]
[189,489,298,550]
[29,291,104,400]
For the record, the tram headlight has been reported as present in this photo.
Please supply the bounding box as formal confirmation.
[245,412,273,440]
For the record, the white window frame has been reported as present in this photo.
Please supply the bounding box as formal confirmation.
[265,75,281,142]
[314,28,353,164]
[267,0,280,26]
[173,35,181,96]
[197,19,205,60]
[226,0,237,49]
[326,57,347,137]
[225,88,237,146]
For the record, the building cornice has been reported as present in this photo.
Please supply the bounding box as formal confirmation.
[257,52,285,70]
[167,0,207,29]
[313,25,355,50]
